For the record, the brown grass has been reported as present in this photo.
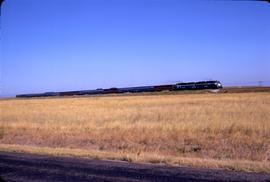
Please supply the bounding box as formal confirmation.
[0,92,270,172]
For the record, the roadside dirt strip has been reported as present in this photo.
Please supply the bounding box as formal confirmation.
[0,151,269,182]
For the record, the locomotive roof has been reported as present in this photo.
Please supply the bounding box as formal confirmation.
[177,81,219,85]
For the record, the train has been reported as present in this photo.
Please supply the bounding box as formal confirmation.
[16,80,223,98]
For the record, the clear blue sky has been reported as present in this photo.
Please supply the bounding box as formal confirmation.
[1,0,270,96]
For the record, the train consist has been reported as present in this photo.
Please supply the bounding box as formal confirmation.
[16,80,222,98]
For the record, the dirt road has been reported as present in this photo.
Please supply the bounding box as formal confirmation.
[0,151,269,182]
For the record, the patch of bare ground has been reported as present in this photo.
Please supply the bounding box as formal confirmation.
[0,92,270,172]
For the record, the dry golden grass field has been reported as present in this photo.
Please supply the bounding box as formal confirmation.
[0,91,270,172]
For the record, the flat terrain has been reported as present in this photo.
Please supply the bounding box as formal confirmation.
[0,90,270,172]
[1,151,269,182]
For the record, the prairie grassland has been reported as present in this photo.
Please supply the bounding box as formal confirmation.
[0,92,270,172]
